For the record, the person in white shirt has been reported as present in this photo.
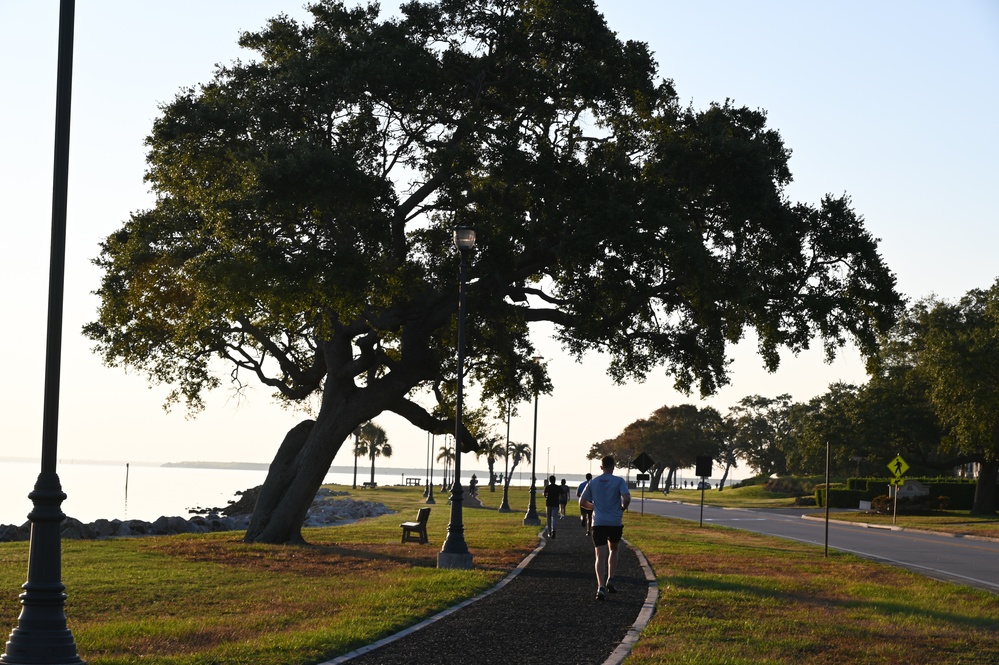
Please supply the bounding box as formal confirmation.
[578,456,631,601]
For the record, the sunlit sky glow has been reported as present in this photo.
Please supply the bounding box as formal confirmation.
[1,1,996,477]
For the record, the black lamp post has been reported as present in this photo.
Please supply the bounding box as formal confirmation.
[522,356,543,526]
[498,401,513,513]
[438,226,475,569]
[2,2,85,663]
[425,432,435,504]
[424,431,430,498]
[352,429,359,489]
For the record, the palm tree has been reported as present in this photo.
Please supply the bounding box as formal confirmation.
[505,442,531,495]
[356,422,391,485]
[475,436,505,492]
[437,443,455,490]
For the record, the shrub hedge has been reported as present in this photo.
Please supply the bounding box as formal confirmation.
[820,477,983,510]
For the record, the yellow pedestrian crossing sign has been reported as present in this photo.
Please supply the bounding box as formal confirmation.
[888,455,909,478]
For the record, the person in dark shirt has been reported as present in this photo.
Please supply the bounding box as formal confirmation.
[558,478,569,518]
[543,474,561,538]
[576,473,593,535]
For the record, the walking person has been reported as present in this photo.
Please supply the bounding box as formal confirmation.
[558,478,569,518]
[543,474,561,538]
[576,473,593,535]
[578,456,631,601]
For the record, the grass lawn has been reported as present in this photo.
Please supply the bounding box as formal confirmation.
[668,483,999,538]
[622,512,999,664]
[664,484,802,509]
[0,483,995,664]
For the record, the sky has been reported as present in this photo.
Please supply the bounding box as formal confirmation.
[1,1,997,480]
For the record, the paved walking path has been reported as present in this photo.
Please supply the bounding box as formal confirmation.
[325,511,658,665]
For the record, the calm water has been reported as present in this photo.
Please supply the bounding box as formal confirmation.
[0,460,272,525]
[0,459,731,525]
[0,459,553,525]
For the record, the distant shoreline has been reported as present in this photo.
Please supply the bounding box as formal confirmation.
[161,461,270,471]
[5,458,741,485]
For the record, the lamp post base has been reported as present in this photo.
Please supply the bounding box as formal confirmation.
[437,552,474,569]
[523,483,540,525]
[1,473,85,665]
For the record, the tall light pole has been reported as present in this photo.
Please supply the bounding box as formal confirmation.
[523,356,543,526]
[439,227,475,569]
[426,432,435,504]
[424,431,430,498]
[352,429,359,489]
[2,2,84,662]
[498,401,513,512]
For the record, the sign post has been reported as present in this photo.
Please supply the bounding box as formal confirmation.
[695,456,712,527]
[635,474,650,514]
[632,453,655,516]
[887,455,909,525]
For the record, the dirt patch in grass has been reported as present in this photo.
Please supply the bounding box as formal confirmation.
[148,536,444,576]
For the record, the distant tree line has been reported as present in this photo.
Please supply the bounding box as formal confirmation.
[589,281,999,516]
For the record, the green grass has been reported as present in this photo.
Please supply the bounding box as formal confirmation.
[622,512,999,664]
[669,481,999,538]
[0,483,995,664]
[666,483,802,508]
[805,509,999,536]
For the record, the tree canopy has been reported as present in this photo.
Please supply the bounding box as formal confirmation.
[869,284,999,513]
[84,0,901,542]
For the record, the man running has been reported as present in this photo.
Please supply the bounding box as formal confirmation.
[578,456,630,601]
[576,473,593,535]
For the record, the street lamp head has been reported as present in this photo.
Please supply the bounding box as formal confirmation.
[453,226,476,252]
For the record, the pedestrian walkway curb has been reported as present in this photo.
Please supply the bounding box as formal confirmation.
[322,526,659,665]
[604,538,659,665]
[321,530,548,665]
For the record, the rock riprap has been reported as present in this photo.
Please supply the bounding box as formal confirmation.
[0,486,390,541]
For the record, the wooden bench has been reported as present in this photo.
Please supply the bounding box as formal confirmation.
[361,481,377,489]
[405,477,422,486]
[400,507,431,544]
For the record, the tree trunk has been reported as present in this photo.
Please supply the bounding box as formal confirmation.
[505,460,521,496]
[649,467,665,492]
[718,463,732,491]
[244,371,392,543]
[971,459,998,515]
[243,419,317,544]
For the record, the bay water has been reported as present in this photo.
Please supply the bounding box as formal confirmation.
[0,458,555,526]
[0,459,728,526]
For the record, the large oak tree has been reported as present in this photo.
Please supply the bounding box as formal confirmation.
[872,286,999,514]
[85,0,901,543]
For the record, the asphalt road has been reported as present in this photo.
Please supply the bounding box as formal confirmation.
[633,495,999,594]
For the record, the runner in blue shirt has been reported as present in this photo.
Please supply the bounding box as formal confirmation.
[579,456,631,601]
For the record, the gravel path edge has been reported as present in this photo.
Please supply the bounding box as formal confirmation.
[320,530,659,665]
[604,537,660,665]
[321,530,548,665]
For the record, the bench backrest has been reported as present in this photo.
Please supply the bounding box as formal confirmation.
[416,507,431,524]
